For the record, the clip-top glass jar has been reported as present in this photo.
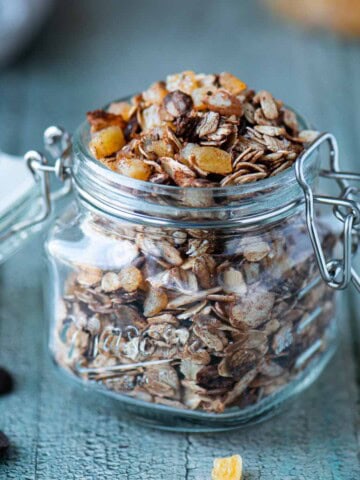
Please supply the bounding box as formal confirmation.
[3,110,360,432]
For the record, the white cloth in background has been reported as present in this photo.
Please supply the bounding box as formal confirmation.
[0,152,34,217]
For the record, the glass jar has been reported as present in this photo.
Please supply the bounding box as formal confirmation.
[3,116,360,432]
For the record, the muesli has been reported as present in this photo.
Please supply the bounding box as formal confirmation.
[53,72,336,413]
[86,71,318,186]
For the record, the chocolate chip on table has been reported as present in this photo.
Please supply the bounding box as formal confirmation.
[0,431,10,451]
[0,367,13,396]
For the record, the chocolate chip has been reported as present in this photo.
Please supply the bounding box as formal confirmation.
[0,367,13,395]
[0,431,10,451]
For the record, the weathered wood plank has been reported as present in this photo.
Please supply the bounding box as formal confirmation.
[1,0,360,478]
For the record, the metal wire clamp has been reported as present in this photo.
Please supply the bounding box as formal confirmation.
[0,126,72,242]
[295,132,360,291]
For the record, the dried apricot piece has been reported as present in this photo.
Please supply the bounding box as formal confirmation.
[89,126,125,159]
[166,70,198,94]
[219,72,247,94]
[116,157,152,181]
[107,101,134,121]
[182,144,232,175]
[211,454,243,480]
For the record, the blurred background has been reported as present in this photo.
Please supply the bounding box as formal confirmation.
[0,0,359,173]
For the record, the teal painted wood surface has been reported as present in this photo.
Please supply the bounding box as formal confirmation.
[1,1,360,478]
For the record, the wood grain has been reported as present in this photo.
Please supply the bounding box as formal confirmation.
[1,1,360,478]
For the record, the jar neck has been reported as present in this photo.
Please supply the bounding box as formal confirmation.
[72,121,320,230]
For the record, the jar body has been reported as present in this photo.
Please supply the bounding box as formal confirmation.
[46,198,337,430]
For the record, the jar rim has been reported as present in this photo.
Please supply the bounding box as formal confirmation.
[71,103,318,227]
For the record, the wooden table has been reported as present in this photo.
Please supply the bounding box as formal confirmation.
[1,1,360,478]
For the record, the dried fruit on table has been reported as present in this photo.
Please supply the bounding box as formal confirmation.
[89,126,126,159]
[211,454,243,480]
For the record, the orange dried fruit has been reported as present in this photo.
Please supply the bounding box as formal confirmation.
[107,101,134,121]
[166,70,198,94]
[116,157,152,181]
[219,72,247,95]
[181,144,232,175]
[89,126,125,159]
[211,454,243,480]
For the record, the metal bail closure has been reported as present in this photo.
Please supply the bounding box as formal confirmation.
[295,132,360,292]
[0,126,72,242]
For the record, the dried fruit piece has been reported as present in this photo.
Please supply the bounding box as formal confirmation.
[107,101,134,121]
[89,126,125,159]
[166,70,198,94]
[181,144,232,175]
[211,454,243,480]
[116,157,152,181]
[219,72,247,94]
[118,266,143,292]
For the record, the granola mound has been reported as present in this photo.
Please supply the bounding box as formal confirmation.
[87,71,318,187]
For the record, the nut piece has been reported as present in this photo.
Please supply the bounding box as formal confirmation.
[87,110,126,132]
[212,454,243,480]
[118,265,143,292]
[204,89,243,117]
[89,126,125,159]
[116,157,152,181]
[219,72,247,94]
[143,81,168,105]
[164,90,193,117]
